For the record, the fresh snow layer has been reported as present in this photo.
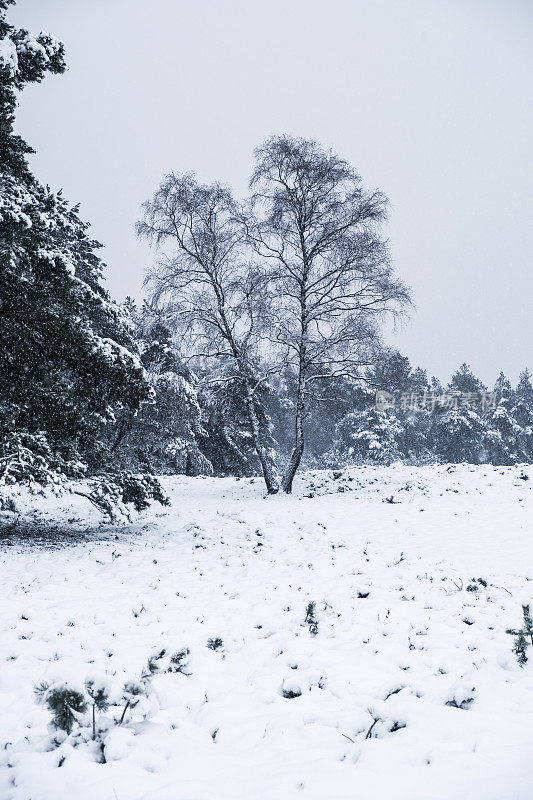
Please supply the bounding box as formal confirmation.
[0,464,532,800]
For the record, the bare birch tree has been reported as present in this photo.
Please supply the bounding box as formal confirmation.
[136,174,279,493]
[249,136,411,493]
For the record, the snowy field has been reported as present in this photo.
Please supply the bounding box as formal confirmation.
[1,464,532,800]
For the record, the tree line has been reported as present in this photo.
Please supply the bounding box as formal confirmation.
[111,312,533,476]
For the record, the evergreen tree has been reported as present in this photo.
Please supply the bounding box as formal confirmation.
[494,372,514,402]
[333,406,403,465]
[0,2,163,514]
[366,351,431,462]
[369,350,412,399]
[302,372,366,467]
[430,365,485,463]
[484,374,520,465]
[448,363,486,395]
[111,302,211,476]
[431,405,485,464]
[484,400,521,465]
[512,370,533,462]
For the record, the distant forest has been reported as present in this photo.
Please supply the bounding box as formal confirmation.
[111,302,533,477]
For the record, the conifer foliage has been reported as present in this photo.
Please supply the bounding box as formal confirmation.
[0,1,164,514]
[109,301,211,477]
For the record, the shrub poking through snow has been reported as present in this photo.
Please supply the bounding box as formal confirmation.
[119,649,165,724]
[119,681,145,724]
[142,650,166,679]
[34,683,87,735]
[281,678,302,699]
[34,649,165,744]
[85,679,110,740]
[168,648,191,674]
[467,577,488,592]
[522,604,533,646]
[506,605,533,666]
[207,637,224,651]
[446,694,474,710]
[513,631,528,667]
[305,602,319,635]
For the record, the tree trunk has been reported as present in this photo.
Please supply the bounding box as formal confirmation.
[110,411,134,453]
[214,290,279,495]
[244,385,279,494]
[281,369,305,493]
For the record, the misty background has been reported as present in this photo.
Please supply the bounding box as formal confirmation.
[10,0,533,385]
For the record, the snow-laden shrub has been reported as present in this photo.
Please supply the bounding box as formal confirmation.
[506,604,533,667]
[33,649,170,753]
[305,601,319,636]
[68,472,169,522]
[34,682,87,735]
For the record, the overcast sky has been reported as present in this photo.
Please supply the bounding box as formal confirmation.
[10,0,533,386]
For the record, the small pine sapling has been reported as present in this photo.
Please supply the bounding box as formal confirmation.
[506,605,533,666]
[35,683,87,734]
[119,681,145,724]
[305,602,319,636]
[513,630,528,667]
[120,649,165,724]
[207,637,224,651]
[168,648,191,674]
[141,649,166,682]
[85,680,109,740]
[467,577,488,592]
[522,604,533,646]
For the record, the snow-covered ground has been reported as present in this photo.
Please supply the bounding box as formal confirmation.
[0,464,532,800]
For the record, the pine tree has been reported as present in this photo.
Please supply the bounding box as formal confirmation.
[484,398,521,465]
[300,372,364,467]
[369,352,432,462]
[432,406,485,464]
[111,302,212,476]
[0,2,163,513]
[494,372,514,402]
[334,407,403,465]
[512,370,533,462]
[448,363,486,395]
[431,365,485,463]
[369,350,412,399]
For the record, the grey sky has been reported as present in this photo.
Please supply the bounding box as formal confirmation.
[10,0,533,386]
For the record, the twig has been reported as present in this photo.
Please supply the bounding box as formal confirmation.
[118,700,130,725]
[365,717,379,739]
